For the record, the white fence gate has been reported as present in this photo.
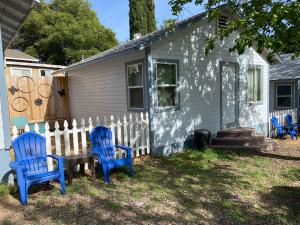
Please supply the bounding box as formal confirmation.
[268,108,298,137]
[12,113,150,171]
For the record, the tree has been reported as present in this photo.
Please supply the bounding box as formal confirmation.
[168,0,300,59]
[129,0,156,40]
[13,0,118,65]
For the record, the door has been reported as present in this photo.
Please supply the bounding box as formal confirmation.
[221,63,238,129]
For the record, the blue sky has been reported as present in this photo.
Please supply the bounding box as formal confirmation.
[90,0,203,42]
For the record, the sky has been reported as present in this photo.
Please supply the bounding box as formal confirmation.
[90,0,203,42]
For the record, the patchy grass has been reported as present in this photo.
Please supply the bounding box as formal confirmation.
[1,147,300,225]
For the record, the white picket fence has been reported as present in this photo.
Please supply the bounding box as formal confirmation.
[268,108,298,137]
[12,113,150,171]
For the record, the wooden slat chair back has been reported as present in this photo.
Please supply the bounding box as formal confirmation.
[13,132,48,176]
[90,126,134,183]
[10,131,65,205]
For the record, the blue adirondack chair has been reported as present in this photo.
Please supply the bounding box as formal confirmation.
[271,116,296,139]
[10,132,65,205]
[286,113,300,131]
[90,126,134,183]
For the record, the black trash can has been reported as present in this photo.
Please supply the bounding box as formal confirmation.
[194,129,211,150]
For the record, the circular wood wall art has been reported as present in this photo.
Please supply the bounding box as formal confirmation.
[12,97,29,112]
[16,76,35,93]
[38,83,54,98]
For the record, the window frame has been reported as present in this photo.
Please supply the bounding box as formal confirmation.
[11,67,32,76]
[247,66,263,105]
[125,60,145,111]
[275,83,293,109]
[39,68,53,77]
[154,59,180,111]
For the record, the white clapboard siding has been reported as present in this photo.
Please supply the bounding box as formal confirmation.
[268,108,298,137]
[11,113,150,169]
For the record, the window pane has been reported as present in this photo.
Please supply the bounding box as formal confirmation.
[41,69,52,76]
[12,68,21,76]
[247,68,254,102]
[128,64,143,86]
[22,69,31,76]
[158,87,176,107]
[277,97,292,108]
[129,88,144,108]
[277,85,291,95]
[254,68,262,102]
[157,63,176,85]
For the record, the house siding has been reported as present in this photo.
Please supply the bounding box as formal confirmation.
[68,51,145,121]
[150,17,269,154]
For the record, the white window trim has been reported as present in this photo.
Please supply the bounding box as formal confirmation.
[247,66,263,104]
[39,68,53,76]
[276,83,293,109]
[155,61,179,110]
[127,63,145,110]
[10,67,32,76]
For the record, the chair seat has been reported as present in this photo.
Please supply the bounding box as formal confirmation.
[26,170,60,181]
[106,158,130,168]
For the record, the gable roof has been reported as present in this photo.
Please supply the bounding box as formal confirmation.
[269,54,300,81]
[5,49,39,62]
[57,5,229,74]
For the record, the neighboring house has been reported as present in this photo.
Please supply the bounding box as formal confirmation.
[269,54,300,115]
[4,49,70,133]
[0,0,39,182]
[57,6,272,155]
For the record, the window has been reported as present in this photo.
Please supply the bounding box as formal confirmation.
[156,61,178,109]
[40,69,53,76]
[218,16,228,29]
[247,67,262,103]
[127,63,144,109]
[276,84,292,108]
[11,67,32,76]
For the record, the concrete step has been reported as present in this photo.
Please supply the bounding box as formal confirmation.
[211,135,266,147]
[217,127,256,138]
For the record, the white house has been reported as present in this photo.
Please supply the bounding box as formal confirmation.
[0,0,38,182]
[57,6,272,155]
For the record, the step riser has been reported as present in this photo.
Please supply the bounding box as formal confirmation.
[217,131,255,138]
[211,137,266,147]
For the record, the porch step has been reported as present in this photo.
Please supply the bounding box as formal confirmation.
[211,135,266,147]
[217,127,256,138]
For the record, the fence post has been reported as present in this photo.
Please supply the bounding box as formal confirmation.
[129,113,134,157]
[54,121,61,156]
[45,122,53,171]
[64,120,70,156]
[145,112,150,154]
[135,113,140,157]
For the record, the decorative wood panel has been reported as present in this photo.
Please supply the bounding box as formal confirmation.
[5,66,70,125]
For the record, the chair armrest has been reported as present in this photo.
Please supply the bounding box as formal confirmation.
[47,154,64,161]
[47,155,64,170]
[9,161,26,175]
[115,145,132,158]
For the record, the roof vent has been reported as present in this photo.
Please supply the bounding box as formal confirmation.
[133,33,142,40]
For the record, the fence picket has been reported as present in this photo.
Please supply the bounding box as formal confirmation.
[81,118,87,154]
[72,119,79,155]
[63,120,70,156]
[45,122,53,171]
[146,112,150,154]
[117,116,122,158]
[140,112,145,155]
[54,121,61,156]
[129,113,134,157]
[135,113,140,157]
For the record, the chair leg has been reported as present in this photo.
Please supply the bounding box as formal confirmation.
[102,165,109,183]
[60,174,66,194]
[129,162,134,177]
[19,182,27,205]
